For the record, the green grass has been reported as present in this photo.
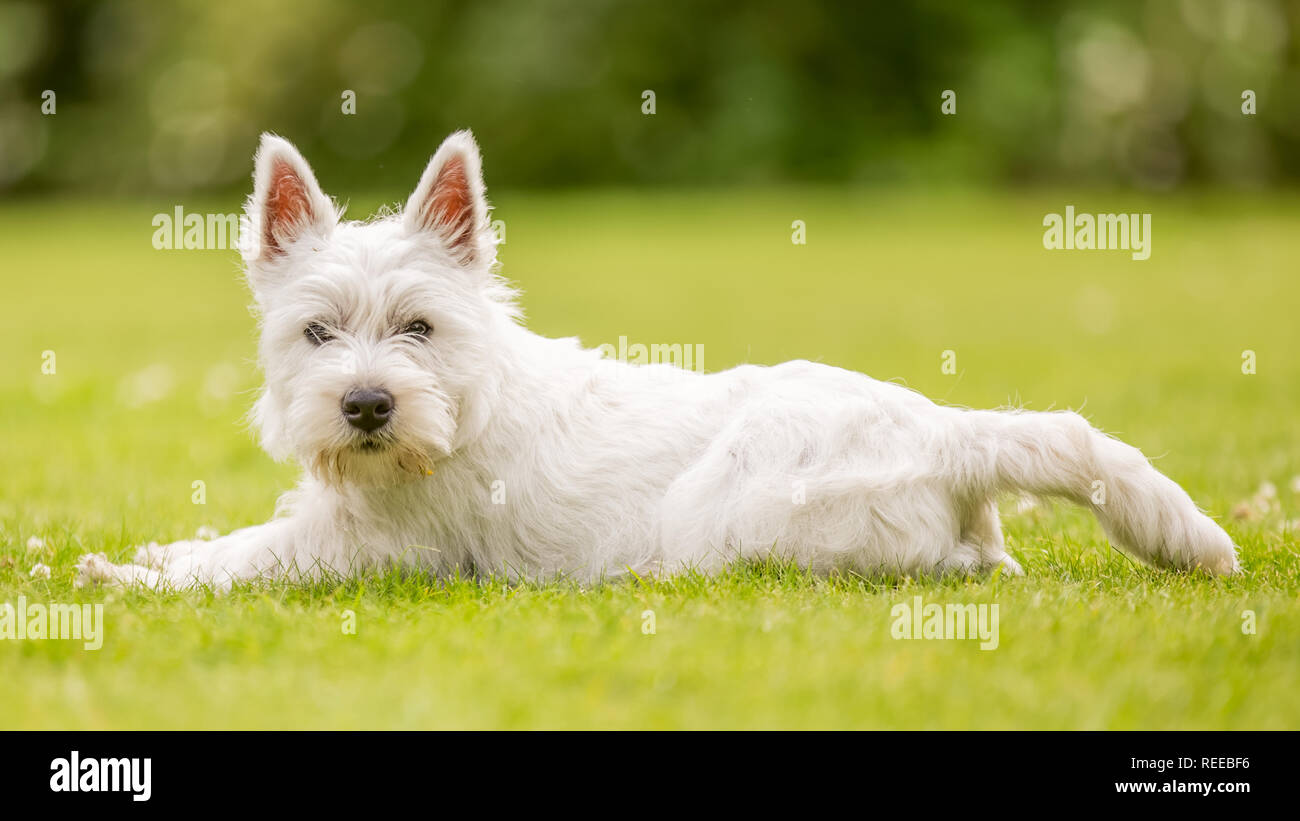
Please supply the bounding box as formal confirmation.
[2,187,1298,729]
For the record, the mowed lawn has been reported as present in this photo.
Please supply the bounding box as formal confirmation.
[1,187,1297,729]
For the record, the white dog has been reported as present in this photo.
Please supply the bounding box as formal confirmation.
[77,132,1240,590]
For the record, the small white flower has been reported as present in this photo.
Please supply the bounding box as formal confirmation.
[196,526,220,540]
[1290,475,1300,495]
[1258,480,1277,500]
[29,563,51,579]
[25,536,45,552]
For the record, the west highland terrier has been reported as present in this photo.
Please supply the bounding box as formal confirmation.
[77,132,1240,589]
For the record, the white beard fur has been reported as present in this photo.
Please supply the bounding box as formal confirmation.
[77,132,1240,590]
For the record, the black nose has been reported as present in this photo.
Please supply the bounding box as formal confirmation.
[341,388,393,433]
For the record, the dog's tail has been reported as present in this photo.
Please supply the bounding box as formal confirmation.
[964,409,1238,574]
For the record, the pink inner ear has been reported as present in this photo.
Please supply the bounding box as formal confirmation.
[421,155,475,258]
[263,158,314,255]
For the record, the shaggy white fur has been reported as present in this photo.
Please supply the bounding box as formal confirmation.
[76,132,1240,590]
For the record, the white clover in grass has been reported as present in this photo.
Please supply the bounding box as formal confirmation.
[25,536,45,553]
[117,362,175,407]
[29,563,51,579]
[1233,481,1285,521]
[1252,483,1281,516]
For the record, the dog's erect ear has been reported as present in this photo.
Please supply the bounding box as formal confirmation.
[403,130,492,266]
[245,134,336,263]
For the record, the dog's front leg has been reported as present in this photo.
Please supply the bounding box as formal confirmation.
[77,516,342,591]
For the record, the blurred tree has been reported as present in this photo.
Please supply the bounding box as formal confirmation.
[2,0,1297,193]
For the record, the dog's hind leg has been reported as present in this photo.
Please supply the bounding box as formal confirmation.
[960,500,1023,575]
[934,541,981,576]
[963,409,1238,574]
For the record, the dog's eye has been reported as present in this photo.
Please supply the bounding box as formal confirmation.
[402,320,431,337]
[304,322,333,345]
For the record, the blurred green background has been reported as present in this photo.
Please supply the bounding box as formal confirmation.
[2,0,1299,194]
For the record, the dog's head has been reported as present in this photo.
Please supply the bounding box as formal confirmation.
[242,131,515,487]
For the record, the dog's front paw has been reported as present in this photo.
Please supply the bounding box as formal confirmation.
[76,552,172,589]
[75,552,120,588]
